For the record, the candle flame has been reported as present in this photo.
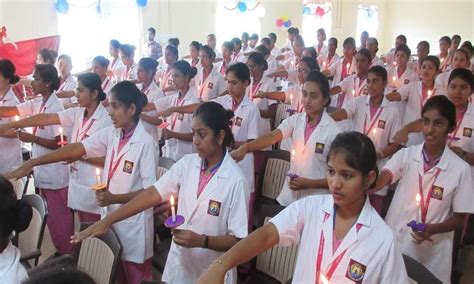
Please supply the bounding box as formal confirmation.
[392,76,396,82]
[96,168,101,175]
[393,61,397,67]
[170,195,175,206]
[291,149,296,157]
[290,93,293,101]
[427,90,433,97]
[346,63,350,69]
[352,89,356,95]
[59,127,63,134]
[415,193,421,206]
[440,58,444,63]
[372,128,377,135]
[14,115,20,122]
[320,275,329,284]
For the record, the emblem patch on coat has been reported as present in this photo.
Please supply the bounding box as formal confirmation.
[167,79,173,86]
[404,79,410,84]
[346,259,366,283]
[178,113,184,121]
[315,143,325,154]
[123,160,134,174]
[463,127,472,138]
[377,120,386,129]
[207,200,221,216]
[431,186,444,200]
[234,117,243,127]
[208,82,214,89]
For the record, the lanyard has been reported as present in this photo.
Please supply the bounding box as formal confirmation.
[58,74,71,92]
[75,117,96,142]
[418,168,442,223]
[170,95,186,130]
[199,71,211,99]
[249,81,262,101]
[102,78,110,91]
[32,102,46,135]
[363,105,384,135]
[197,153,225,198]
[107,130,134,184]
[448,108,467,145]
[352,77,366,98]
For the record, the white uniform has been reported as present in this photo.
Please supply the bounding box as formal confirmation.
[156,65,176,95]
[82,121,157,263]
[137,82,165,141]
[270,46,281,58]
[213,95,259,192]
[0,241,28,283]
[371,55,384,67]
[155,153,249,284]
[194,66,226,102]
[276,111,342,205]
[246,77,277,138]
[331,57,357,87]
[318,53,341,77]
[448,103,474,178]
[108,57,125,83]
[0,87,22,173]
[214,60,234,78]
[17,93,69,189]
[343,96,401,195]
[435,69,454,97]
[383,144,474,283]
[279,83,303,152]
[154,87,199,161]
[231,51,247,64]
[186,58,202,70]
[387,66,420,93]
[120,62,138,82]
[57,104,112,213]
[57,74,77,106]
[314,43,328,56]
[270,195,410,283]
[101,77,114,98]
[265,56,279,78]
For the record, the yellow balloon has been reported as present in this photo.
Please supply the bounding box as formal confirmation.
[281,15,289,21]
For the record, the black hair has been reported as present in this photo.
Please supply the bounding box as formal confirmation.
[207,34,216,40]
[0,59,20,84]
[300,56,320,71]
[439,36,452,45]
[194,102,235,149]
[328,37,338,47]
[241,32,249,40]
[422,95,456,131]
[293,35,305,47]
[58,54,72,66]
[119,44,136,58]
[147,27,156,35]
[268,32,277,43]
[395,44,411,57]
[356,48,372,62]
[343,37,356,48]
[452,34,461,41]
[248,52,268,71]
[254,45,270,57]
[110,81,148,123]
[304,47,317,60]
[138,57,159,77]
[92,56,109,68]
[327,132,378,188]
[260,37,271,46]
[190,41,202,51]
[417,41,430,52]
[396,34,407,44]
[421,55,441,70]
[35,64,60,91]
[24,266,95,284]
[250,33,259,41]
[200,45,216,60]
[231,37,242,47]
[166,45,179,59]
[38,48,58,64]
[226,62,250,83]
[305,70,330,107]
[172,60,198,80]
[222,41,234,52]
[77,73,106,102]
[361,31,369,37]
[317,28,327,41]
[367,37,378,46]
[110,39,121,50]
[287,27,299,36]
[0,176,32,240]
[168,37,180,48]
[449,68,474,90]
[368,65,387,82]
[453,48,470,62]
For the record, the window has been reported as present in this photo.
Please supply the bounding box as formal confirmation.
[57,0,142,72]
[302,1,332,47]
[356,5,378,47]
[215,0,264,48]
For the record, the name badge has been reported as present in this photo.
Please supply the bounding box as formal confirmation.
[167,79,173,86]
[346,259,366,284]
[377,120,386,129]
[404,79,410,84]
[178,113,184,121]
[234,117,243,127]
[123,160,134,174]
[208,82,214,89]
[207,200,221,216]
[431,186,444,200]
[315,143,325,154]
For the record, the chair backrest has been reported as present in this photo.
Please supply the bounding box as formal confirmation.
[274,103,292,129]
[402,254,442,284]
[76,224,122,284]
[260,150,291,200]
[256,217,298,283]
[18,194,48,261]
[156,157,175,180]
[10,178,24,199]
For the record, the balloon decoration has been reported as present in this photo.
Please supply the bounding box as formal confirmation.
[136,0,148,8]
[55,0,69,14]
[276,16,292,28]
[224,0,264,15]
[302,4,331,17]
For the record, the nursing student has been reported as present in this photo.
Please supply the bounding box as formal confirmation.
[194,45,227,102]
[55,54,78,108]
[198,132,409,284]
[435,49,471,96]
[385,56,441,146]
[91,56,114,98]
[314,28,328,57]
[0,60,23,174]
[409,41,430,75]
[215,41,234,77]
[186,41,202,69]
[438,36,452,72]
[230,38,247,64]
[136,57,164,142]
[0,177,32,283]
[267,35,305,84]
[330,37,357,87]
[2,73,112,224]
[7,81,157,284]
[108,39,125,83]
[143,60,199,161]
[233,70,342,206]
[155,45,179,95]
[365,38,384,67]
[70,102,249,284]
[318,37,341,80]
[0,64,71,255]
[386,44,419,93]
[330,66,402,213]
[119,44,138,83]
[370,96,474,283]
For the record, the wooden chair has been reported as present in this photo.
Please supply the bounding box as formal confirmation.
[156,156,175,179]
[402,254,442,284]
[274,103,292,129]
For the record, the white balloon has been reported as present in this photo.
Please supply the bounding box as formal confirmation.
[256,5,266,17]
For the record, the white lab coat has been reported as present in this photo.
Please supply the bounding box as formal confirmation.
[448,102,474,178]
[318,53,341,77]
[108,57,125,83]
[371,55,385,67]
[120,62,138,82]
[194,66,226,102]
[155,153,249,284]
[213,95,259,192]
[58,104,112,213]
[344,96,402,195]
[386,66,420,93]
[279,83,303,152]
[0,241,28,283]
[156,65,177,96]
[246,76,277,139]
[435,69,454,97]
[314,43,328,56]
[0,87,22,173]
[276,111,342,205]
[383,144,474,283]
[82,121,157,263]
[331,57,357,87]
[17,93,69,189]
[101,77,115,98]
[57,74,77,106]
[137,81,165,142]
[154,87,199,161]
[270,195,410,283]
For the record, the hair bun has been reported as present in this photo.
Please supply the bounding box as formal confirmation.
[98,90,107,101]
[14,200,32,233]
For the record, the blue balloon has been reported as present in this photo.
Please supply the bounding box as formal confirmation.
[283,20,292,28]
[238,2,247,12]
[55,0,69,14]
[303,6,311,15]
[137,0,147,7]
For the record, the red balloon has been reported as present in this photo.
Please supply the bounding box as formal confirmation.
[276,19,284,27]
[316,6,325,16]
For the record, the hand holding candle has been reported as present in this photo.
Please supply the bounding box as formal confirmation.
[165,195,185,228]
[170,195,176,223]
[96,168,101,185]
[57,126,67,147]
[92,168,106,191]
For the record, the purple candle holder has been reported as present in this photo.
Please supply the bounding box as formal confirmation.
[164,215,185,229]
[286,109,297,116]
[287,173,299,180]
[407,220,427,232]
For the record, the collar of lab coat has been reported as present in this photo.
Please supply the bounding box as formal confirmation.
[113,120,147,152]
[364,94,391,108]
[191,150,233,179]
[42,92,60,109]
[413,142,449,175]
[321,195,373,228]
[1,87,17,103]
[89,103,108,121]
[178,86,197,102]
[303,109,331,128]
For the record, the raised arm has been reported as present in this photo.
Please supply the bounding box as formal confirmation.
[0,113,60,133]
[230,129,283,161]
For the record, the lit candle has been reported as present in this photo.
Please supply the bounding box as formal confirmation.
[323,61,327,70]
[346,63,350,72]
[351,89,356,97]
[440,57,445,63]
[393,61,397,67]
[59,126,65,143]
[320,274,329,284]
[392,75,396,82]
[14,115,20,122]
[289,93,293,105]
[170,195,176,223]
[427,90,433,98]
[415,193,421,222]
[291,148,296,162]
[158,78,162,87]
[95,168,101,185]
[372,128,377,136]
[22,85,27,98]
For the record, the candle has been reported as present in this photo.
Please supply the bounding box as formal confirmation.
[289,93,293,105]
[427,90,433,98]
[14,115,20,122]
[170,195,176,223]
[351,89,356,97]
[95,168,101,185]
[22,85,27,98]
[320,274,329,284]
[372,128,377,136]
[392,75,396,82]
[393,61,397,67]
[346,63,350,72]
[323,61,327,69]
[59,127,64,143]
[440,57,444,63]
[158,78,162,87]
[415,193,421,222]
